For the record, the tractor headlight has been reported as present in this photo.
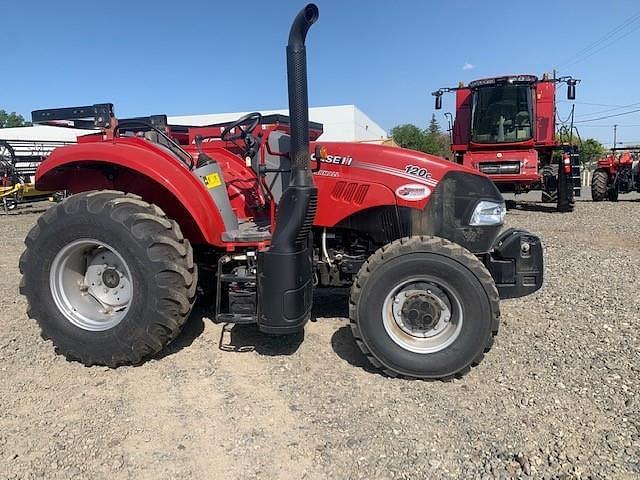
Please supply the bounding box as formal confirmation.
[469,200,506,226]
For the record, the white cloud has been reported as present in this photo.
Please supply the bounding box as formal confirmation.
[462,63,475,71]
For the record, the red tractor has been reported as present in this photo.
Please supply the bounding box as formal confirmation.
[433,74,581,212]
[19,4,543,379]
[591,148,640,201]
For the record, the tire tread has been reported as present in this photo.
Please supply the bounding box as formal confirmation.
[349,235,500,380]
[20,190,197,367]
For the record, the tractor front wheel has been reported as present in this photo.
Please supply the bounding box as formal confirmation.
[349,236,499,379]
[19,190,197,367]
[591,170,609,202]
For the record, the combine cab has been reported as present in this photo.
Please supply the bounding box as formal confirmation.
[433,74,581,212]
[591,148,640,201]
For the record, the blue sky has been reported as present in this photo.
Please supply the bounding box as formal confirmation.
[2,0,639,146]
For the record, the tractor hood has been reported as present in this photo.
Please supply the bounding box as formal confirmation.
[311,141,505,253]
[313,141,498,208]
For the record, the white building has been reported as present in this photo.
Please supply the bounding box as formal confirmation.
[0,124,94,142]
[169,105,387,142]
[0,105,387,148]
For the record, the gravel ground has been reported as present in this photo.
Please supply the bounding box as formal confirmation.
[1,196,639,480]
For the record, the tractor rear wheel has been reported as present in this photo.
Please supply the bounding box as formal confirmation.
[591,170,608,202]
[19,190,197,367]
[349,236,499,379]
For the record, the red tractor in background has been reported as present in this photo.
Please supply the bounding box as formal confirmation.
[19,4,544,380]
[433,74,581,212]
[591,148,640,201]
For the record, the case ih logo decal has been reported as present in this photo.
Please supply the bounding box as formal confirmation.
[311,152,353,166]
[310,152,439,188]
[395,183,431,201]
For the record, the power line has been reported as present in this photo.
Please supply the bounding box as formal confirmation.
[574,108,640,124]
[558,9,640,67]
[578,124,640,128]
[565,25,640,67]
[575,101,640,119]
[558,100,630,108]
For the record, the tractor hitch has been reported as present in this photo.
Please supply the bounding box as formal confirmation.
[485,229,544,299]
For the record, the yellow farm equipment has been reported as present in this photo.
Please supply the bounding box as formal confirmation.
[1,139,64,212]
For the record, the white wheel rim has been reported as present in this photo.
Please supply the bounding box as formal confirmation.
[49,239,133,331]
[382,277,463,354]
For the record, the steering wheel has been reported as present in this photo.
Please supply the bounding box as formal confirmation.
[220,112,262,142]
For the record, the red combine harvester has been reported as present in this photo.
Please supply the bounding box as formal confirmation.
[591,147,640,201]
[19,4,544,379]
[433,74,581,212]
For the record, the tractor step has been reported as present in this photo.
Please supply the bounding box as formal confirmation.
[215,255,258,326]
[222,219,271,242]
[215,313,257,324]
[219,274,256,282]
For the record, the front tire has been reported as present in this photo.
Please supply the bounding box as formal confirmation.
[19,190,197,366]
[349,236,500,379]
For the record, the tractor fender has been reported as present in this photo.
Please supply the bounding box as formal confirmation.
[36,140,226,246]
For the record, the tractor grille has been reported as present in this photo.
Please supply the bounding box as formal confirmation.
[478,161,520,175]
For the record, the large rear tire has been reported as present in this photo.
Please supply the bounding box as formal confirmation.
[349,236,500,379]
[19,190,197,366]
[591,170,608,202]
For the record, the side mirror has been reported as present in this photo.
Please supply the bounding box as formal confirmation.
[435,93,442,110]
[567,82,576,100]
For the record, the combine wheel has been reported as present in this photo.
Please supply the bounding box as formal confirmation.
[541,164,558,203]
[349,236,499,379]
[19,190,197,366]
[591,170,608,202]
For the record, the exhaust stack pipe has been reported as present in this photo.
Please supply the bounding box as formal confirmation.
[287,3,319,186]
[257,4,319,335]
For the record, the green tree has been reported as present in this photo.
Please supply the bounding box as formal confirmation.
[391,118,451,159]
[424,114,451,159]
[427,114,440,136]
[578,138,606,167]
[0,110,31,128]
[391,124,428,153]
[556,129,606,167]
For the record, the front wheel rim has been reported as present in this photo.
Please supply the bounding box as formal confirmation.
[382,277,463,354]
[49,239,133,331]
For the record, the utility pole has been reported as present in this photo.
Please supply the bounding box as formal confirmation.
[613,124,617,149]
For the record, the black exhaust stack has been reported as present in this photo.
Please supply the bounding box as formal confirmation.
[257,4,319,334]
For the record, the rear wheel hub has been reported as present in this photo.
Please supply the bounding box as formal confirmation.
[101,268,121,289]
[49,239,133,332]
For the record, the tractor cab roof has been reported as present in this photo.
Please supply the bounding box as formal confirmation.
[468,75,538,89]
[31,104,325,145]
